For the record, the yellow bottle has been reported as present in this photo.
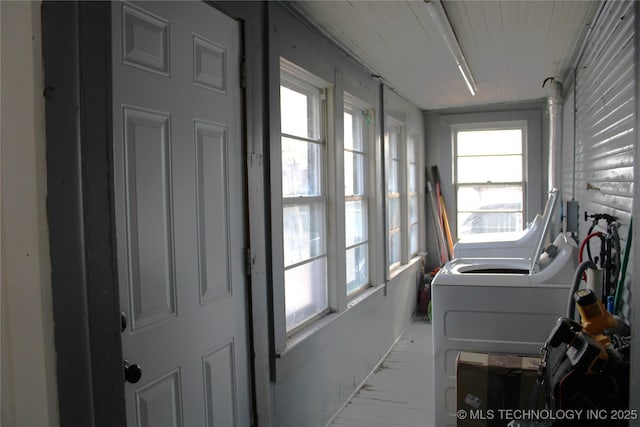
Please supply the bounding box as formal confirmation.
[574,288,617,345]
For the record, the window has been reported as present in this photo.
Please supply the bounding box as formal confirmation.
[276,61,421,338]
[387,120,402,269]
[387,120,421,271]
[407,133,419,256]
[454,125,525,238]
[280,64,328,331]
[344,96,371,296]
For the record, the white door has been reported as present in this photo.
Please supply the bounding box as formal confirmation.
[112,2,251,426]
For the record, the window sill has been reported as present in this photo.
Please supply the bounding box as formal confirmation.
[273,257,421,381]
[274,283,385,381]
[278,283,383,354]
[388,255,421,281]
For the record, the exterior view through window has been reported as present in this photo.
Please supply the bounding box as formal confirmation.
[344,98,370,295]
[408,133,419,256]
[455,126,525,238]
[280,66,328,331]
[387,122,402,268]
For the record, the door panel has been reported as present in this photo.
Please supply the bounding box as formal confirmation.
[123,106,176,330]
[203,340,238,427]
[136,369,182,427]
[112,2,250,426]
[194,120,232,304]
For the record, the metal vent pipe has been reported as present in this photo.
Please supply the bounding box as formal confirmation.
[546,79,564,237]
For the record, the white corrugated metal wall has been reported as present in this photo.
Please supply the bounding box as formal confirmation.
[563,90,576,202]
[571,0,635,321]
[564,2,637,415]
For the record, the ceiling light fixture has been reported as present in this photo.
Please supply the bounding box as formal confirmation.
[424,0,477,96]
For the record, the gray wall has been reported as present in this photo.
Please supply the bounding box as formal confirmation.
[273,268,418,426]
[1,2,60,425]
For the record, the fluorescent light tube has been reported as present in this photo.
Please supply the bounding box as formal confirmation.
[458,64,476,96]
[425,0,477,96]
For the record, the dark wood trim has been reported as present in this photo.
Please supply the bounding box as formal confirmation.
[43,3,95,425]
[203,2,276,424]
[77,2,125,425]
[44,2,125,425]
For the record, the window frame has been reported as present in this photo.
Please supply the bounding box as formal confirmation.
[279,60,332,334]
[407,131,420,257]
[343,93,374,299]
[452,121,528,239]
[383,112,423,278]
[386,117,404,272]
[273,60,422,350]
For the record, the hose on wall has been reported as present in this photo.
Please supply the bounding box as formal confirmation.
[567,260,598,320]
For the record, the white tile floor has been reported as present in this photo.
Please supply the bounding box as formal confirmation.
[329,321,435,427]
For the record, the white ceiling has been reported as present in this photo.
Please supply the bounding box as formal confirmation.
[285,0,602,111]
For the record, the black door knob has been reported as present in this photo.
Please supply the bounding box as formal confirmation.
[124,360,142,384]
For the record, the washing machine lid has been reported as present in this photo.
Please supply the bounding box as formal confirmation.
[447,258,531,274]
[457,215,540,243]
[528,188,558,274]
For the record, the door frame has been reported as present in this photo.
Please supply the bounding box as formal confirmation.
[43,2,271,426]
[44,2,124,425]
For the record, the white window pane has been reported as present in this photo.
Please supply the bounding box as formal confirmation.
[455,126,524,238]
[457,185,523,211]
[344,111,354,150]
[388,127,398,158]
[352,112,364,152]
[285,257,328,330]
[344,110,364,152]
[458,212,523,236]
[407,135,416,162]
[409,194,418,224]
[345,200,367,246]
[457,185,524,237]
[388,159,398,192]
[410,223,419,255]
[408,163,416,193]
[280,83,320,140]
[388,196,400,230]
[457,129,522,156]
[282,137,322,197]
[283,203,326,267]
[346,244,369,295]
[344,151,364,196]
[457,155,522,183]
[389,230,400,266]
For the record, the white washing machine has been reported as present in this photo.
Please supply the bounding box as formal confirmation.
[431,232,578,427]
[453,189,558,259]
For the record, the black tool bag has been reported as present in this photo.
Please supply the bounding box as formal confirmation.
[540,323,630,426]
